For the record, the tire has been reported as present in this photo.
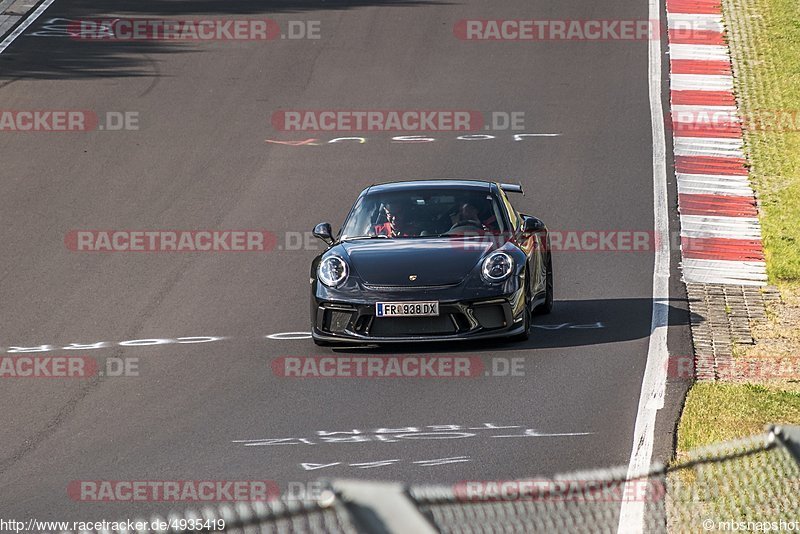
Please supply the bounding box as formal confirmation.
[535,253,554,315]
[511,277,531,342]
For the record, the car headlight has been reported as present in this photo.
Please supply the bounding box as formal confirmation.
[481,251,514,283]
[318,255,349,287]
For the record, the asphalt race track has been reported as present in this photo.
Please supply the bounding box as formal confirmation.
[0,0,692,522]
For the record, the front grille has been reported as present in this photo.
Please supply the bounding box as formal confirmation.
[361,282,461,291]
[370,315,457,337]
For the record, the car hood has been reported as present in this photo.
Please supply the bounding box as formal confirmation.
[338,238,496,286]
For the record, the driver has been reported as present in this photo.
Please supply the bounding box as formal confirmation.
[448,202,488,232]
[374,201,419,237]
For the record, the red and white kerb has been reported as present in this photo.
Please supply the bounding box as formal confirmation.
[667,0,766,285]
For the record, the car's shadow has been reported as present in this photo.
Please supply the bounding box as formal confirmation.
[327,297,694,354]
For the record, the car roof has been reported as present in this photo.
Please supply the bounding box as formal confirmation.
[365,179,496,195]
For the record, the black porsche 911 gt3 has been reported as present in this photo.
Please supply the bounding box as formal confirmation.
[310,180,553,345]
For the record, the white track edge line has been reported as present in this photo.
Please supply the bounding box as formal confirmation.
[0,0,56,54]
[616,0,671,531]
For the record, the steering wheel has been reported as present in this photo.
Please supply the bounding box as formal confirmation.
[445,220,485,234]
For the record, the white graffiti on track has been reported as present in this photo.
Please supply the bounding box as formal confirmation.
[300,456,471,471]
[0,336,227,354]
[266,332,312,340]
[532,322,605,330]
[233,423,594,447]
[264,133,560,146]
[0,336,226,354]
[28,18,115,38]
[0,323,603,353]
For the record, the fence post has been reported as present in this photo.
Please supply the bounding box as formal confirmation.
[771,425,800,465]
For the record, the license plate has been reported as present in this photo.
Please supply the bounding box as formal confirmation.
[376,301,439,317]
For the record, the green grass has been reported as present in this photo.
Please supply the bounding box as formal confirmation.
[676,382,800,451]
[669,384,800,530]
[666,9,800,525]
[731,0,800,281]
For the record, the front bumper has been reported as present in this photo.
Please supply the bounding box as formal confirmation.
[311,294,525,344]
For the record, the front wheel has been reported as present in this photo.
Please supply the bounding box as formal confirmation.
[534,254,554,315]
[511,277,531,342]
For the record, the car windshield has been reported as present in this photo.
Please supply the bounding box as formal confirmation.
[340,188,509,240]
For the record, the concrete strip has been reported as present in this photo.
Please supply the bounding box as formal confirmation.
[0,14,19,35]
[4,0,34,15]
[0,0,56,53]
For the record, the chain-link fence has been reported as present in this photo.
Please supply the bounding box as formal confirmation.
[666,426,800,533]
[410,426,800,533]
[63,426,800,533]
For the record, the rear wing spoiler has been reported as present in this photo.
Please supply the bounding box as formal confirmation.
[499,182,524,195]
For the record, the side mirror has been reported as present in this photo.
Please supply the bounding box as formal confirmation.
[522,216,546,234]
[313,222,335,245]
